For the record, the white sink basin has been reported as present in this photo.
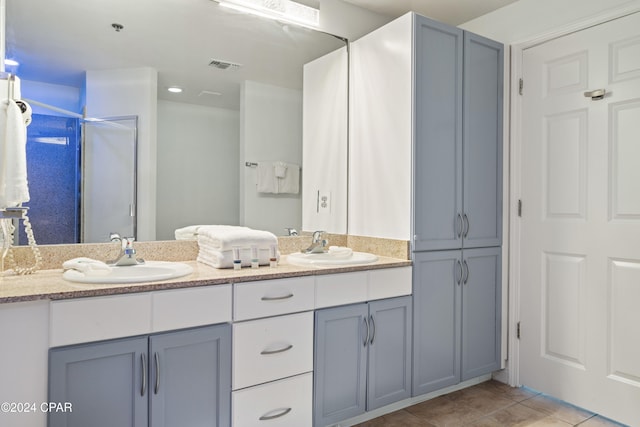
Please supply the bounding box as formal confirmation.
[63,261,194,284]
[286,251,378,267]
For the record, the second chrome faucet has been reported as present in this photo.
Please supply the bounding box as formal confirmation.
[108,232,145,266]
[302,230,328,254]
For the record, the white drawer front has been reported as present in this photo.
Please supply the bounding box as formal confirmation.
[151,284,231,332]
[233,311,313,390]
[233,277,314,321]
[232,372,312,427]
[315,271,368,308]
[368,266,412,300]
[50,293,151,347]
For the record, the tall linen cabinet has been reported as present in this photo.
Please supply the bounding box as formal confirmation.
[349,12,504,396]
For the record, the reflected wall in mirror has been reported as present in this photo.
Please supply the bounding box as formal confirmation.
[5,0,348,244]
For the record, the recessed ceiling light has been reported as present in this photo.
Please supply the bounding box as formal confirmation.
[4,59,19,66]
[167,87,183,93]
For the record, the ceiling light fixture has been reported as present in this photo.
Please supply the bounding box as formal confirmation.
[4,59,19,67]
[167,87,183,93]
[213,0,319,29]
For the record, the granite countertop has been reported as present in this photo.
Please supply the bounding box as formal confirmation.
[0,256,411,304]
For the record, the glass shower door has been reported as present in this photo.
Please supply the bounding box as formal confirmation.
[81,116,138,243]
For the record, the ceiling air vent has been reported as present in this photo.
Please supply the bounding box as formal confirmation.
[208,59,242,70]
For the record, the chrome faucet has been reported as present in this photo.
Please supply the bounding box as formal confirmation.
[303,230,328,254]
[285,227,299,236]
[108,232,145,266]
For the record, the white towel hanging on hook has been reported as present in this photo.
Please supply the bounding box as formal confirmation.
[0,75,30,209]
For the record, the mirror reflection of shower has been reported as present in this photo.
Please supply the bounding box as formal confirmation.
[81,116,137,243]
[22,107,137,244]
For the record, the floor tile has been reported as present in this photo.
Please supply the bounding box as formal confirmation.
[404,395,485,426]
[519,395,595,425]
[527,416,575,426]
[353,409,436,427]
[446,386,516,416]
[474,379,542,402]
[354,381,627,427]
[578,415,629,427]
[465,402,548,427]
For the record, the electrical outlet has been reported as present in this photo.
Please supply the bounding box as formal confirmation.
[318,191,331,213]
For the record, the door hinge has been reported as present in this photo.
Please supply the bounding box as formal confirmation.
[519,78,524,95]
[516,321,521,339]
[518,199,522,217]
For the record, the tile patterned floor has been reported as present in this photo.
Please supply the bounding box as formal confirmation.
[354,380,628,427]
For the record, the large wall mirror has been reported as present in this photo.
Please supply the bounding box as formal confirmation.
[5,0,348,245]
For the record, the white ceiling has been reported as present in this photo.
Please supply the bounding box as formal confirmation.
[5,0,517,111]
[343,0,520,25]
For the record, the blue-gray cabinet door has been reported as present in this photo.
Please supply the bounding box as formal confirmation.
[412,250,462,396]
[413,15,464,252]
[149,324,231,427]
[461,247,502,381]
[48,336,148,427]
[367,296,412,411]
[314,304,368,427]
[462,32,504,249]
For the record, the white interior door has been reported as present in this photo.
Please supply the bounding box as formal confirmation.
[519,12,640,426]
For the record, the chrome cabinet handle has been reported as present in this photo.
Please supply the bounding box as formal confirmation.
[584,89,605,100]
[259,407,292,421]
[140,353,147,396]
[154,352,160,395]
[456,213,463,238]
[261,293,294,301]
[463,213,469,238]
[260,344,293,355]
[463,260,469,285]
[363,317,369,347]
[369,315,376,345]
[456,260,463,286]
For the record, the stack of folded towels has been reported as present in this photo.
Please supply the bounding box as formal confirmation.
[194,225,279,269]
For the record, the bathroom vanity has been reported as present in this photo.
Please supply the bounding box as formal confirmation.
[0,255,411,427]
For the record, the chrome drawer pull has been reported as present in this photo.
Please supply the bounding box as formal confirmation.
[260,344,293,355]
[261,293,294,301]
[154,352,160,394]
[369,314,376,345]
[463,260,469,285]
[140,353,147,396]
[363,317,369,347]
[259,407,292,421]
[463,213,469,238]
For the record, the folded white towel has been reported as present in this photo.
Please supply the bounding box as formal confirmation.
[256,162,277,193]
[62,257,111,276]
[274,161,287,178]
[0,98,30,209]
[328,246,353,259]
[276,162,300,194]
[175,224,248,241]
[197,248,279,269]
[197,226,277,252]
